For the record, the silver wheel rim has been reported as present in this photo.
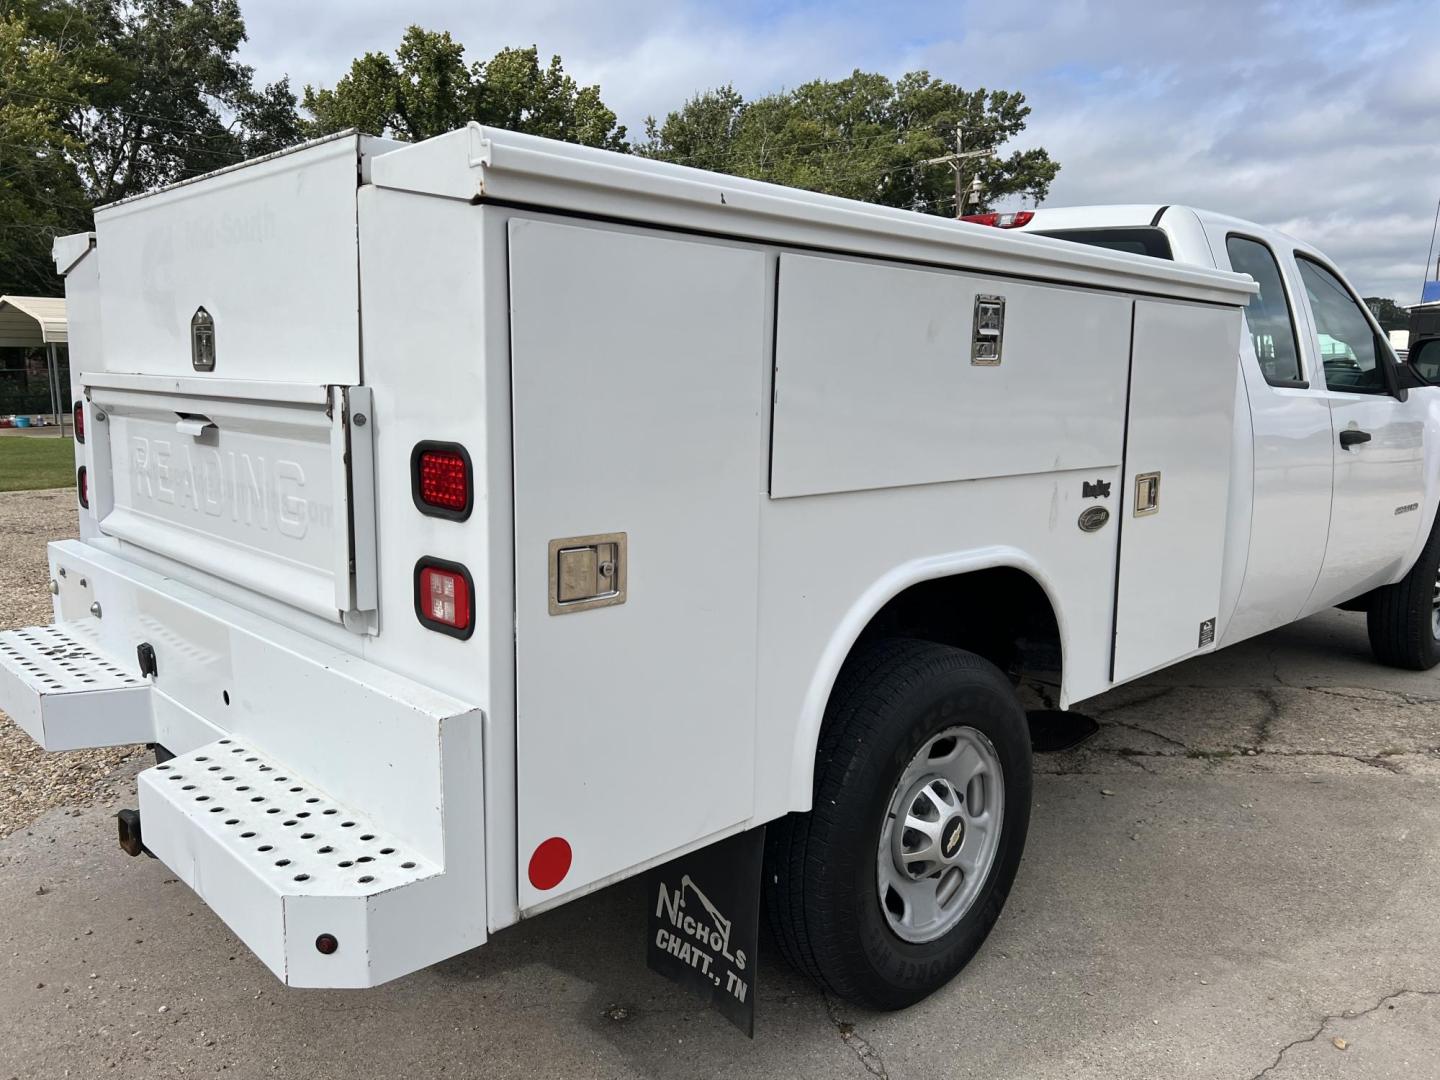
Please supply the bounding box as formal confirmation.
[1432,565,1440,639]
[876,725,1005,944]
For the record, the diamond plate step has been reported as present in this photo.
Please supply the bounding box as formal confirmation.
[0,625,152,750]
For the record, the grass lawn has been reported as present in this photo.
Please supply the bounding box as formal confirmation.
[0,435,76,492]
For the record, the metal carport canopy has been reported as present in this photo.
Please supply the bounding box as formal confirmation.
[0,296,68,347]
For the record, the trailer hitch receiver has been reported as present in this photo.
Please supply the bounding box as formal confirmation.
[116,808,146,857]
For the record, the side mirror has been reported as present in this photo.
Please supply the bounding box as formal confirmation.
[1410,338,1440,386]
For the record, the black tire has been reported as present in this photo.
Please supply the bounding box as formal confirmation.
[764,638,1032,1010]
[1367,517,1440,670]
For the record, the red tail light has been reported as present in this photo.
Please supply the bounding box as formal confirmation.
[77,466,88,509]
[73,401,85,444]
[960,211,1034,229]
[411,442,472,520]
[414,558,474,639]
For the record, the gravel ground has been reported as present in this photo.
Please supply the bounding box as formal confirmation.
[0,488,140,836]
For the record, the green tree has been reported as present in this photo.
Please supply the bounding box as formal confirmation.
[0,8,93,294]
[0,0,299,292]
[302,27,626,150]
[42,0,301,204]
[639,71,1059,215]
[1364,297,1408,333]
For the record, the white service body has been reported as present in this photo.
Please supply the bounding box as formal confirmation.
[4,127,1432,988]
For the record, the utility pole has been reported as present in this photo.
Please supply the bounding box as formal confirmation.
[923,126,993,218]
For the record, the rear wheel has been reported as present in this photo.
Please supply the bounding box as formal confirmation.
[765,639,1032,1010]
[1367,517,1440,670]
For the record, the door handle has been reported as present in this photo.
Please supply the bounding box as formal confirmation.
[175,415,215,438]
[1339,428,1372,450]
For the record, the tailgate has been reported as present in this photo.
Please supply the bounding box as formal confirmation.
[84,375,376,627]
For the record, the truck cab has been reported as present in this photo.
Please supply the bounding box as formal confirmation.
[1012,205,1440,651]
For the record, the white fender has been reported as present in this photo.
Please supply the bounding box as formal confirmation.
[784,545,1071,812]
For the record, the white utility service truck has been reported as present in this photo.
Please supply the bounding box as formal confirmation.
[5,126,1439,1013]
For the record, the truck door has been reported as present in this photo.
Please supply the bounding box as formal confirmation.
[1202,230,1334,643]
[1292,255,1427,612]
[508,218,768,911]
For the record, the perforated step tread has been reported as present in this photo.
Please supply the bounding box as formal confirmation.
[0,625,152,750]
[144,739,439,897]
[0,625,142,694]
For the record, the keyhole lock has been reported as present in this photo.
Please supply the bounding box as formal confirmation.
[549,533,628,615]
[1134,471,1161,516]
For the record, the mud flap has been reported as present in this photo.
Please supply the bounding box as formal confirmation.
[645,827,765,1037]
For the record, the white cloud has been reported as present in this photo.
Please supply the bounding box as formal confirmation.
[236,0,1440,298]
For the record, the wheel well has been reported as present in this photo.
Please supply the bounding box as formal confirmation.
[852,568,1063,705]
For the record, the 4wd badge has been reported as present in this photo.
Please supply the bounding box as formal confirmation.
[190,306,216,371]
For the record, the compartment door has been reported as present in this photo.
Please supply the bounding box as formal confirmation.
[509,219,767,910]
[1113,300,1242,681]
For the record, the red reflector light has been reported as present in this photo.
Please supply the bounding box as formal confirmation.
[73,401,84,444]
[528,837,573,891]
[960,211,1034,229]
[77,466,88,509]
[411,442,472,520]
[414,559,474,639]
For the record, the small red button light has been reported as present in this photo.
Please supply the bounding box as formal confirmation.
[528,837,572,891]
[315,933,339,955]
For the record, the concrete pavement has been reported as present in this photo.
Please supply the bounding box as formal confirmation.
[2,606,1438,1079]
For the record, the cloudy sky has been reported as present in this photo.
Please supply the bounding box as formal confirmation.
[237,0,1440,302]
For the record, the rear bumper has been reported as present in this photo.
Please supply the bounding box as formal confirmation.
[0,539,486,987]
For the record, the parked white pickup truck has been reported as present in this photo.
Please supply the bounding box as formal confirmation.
[1002,204,1440,663]
[3,129,1436,1015]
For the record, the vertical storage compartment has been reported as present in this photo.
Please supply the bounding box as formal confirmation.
[1112,299,1243,680]
[508,218,769,909]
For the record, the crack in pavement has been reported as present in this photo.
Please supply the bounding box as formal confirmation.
[1044,744,1439,773]
[1090,686,1178,716]
[1266,644,1293,691]
[1255,688,1282,751]
[1090,681,1440,706]
[823,993,889,1079]
[1100,718,1191,750]
[1298,684,1440,707]
[1063,684,1440,770]
[1247,987,1440,1079]
[1115,751,1159,774]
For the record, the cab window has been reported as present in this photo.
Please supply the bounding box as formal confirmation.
[1225,236,1303,386]
[1032,227,1173,260]
[1296,256,1388,395]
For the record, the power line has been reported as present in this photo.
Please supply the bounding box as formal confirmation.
[3,86,246,146]
[651,119,1022,173]
[1423,189,1440,302]
[0,129,245,164]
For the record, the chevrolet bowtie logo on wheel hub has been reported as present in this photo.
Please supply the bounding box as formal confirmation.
[942,816,965,858]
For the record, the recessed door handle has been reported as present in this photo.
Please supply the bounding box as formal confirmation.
[175,415,215,438]
[1339,429,1372,449]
